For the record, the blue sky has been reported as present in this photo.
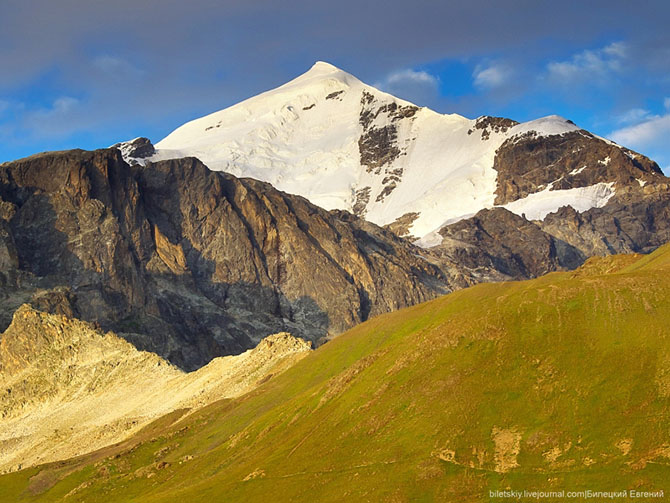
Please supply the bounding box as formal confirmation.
[1,1,669,171]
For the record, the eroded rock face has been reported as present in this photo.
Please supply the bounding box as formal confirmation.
[358,90,418,203]
[422,161,670,284]
[467,116,519,140]
[0,149,448,369]
[408,130,669,281]
[493,131,663,205]
[429,208,584,282]
[384,212,420,240]
[539,185,670,257]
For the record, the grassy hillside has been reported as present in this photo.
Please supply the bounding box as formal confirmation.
[2,247,670,502]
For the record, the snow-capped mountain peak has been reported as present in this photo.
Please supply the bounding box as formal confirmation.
[119,62,657,244]
[508,115,580,138]
[287,60,359,85]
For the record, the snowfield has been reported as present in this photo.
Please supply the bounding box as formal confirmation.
[502,182,616,221]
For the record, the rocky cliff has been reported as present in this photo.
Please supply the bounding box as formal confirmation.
[2,124,670,369]
[0,148,449,369]
[420,129,670,284]
[429,207,584,283]
[427,180,670,285]
[492,130,662,205]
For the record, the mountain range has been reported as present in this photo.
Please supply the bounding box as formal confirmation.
[3,244,670,501]
[119,61,664,244]
[121,61,670,278]
[3,61,667,368]
[1,61,670,500]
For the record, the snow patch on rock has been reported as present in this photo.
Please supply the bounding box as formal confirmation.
[502,183,616,221]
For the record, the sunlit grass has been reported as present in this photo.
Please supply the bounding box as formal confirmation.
[3,246,670,502]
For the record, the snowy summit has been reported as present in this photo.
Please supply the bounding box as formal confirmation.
[121,61,618,244]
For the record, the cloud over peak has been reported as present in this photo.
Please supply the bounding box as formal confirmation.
[385,69,438,87]
[610,113,670,147]
[546,42,628,83]
[374,68,439,106]
[609,98,670,173]
[473,63,512,89]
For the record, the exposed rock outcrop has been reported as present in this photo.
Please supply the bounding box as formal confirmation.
[112,137,156,164]
[539,185,670,257]
[429,208,583,282]
[0,148,449,369]
[467,115,519,140]
[426,180,670,283]
[493,131,662,205]
[358,90,418,203]
[421,130,670,283]
[384,211,420,240]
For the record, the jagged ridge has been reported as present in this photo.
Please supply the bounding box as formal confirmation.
[0,148,449,370]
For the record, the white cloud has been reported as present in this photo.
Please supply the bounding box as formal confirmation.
[602,41,627,59]
[610,113,670,147]
[93,55,143,77]
[473,63,512,89]
[610,112,670,174]
[616,108,651,125]
[17,96,80,121]
[17,96,83,138]
[51,96,79,114]
[374,68,439,106]
[546,42,627,82]
[385,69,438,87]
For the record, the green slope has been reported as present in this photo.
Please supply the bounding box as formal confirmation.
[2,248,670,502]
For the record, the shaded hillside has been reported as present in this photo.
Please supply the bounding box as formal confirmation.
[4,245,670,502]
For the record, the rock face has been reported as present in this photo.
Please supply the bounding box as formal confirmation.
[415,129,670,283]
[467,115,519,140]
[539,184,670,256]
[426,181,670,284]
[0,305,311,472]
[2,143,669,370]
[357,90,419,205]
[430,208,584,282]
[0,148,448,370]
[493,130,663,205]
